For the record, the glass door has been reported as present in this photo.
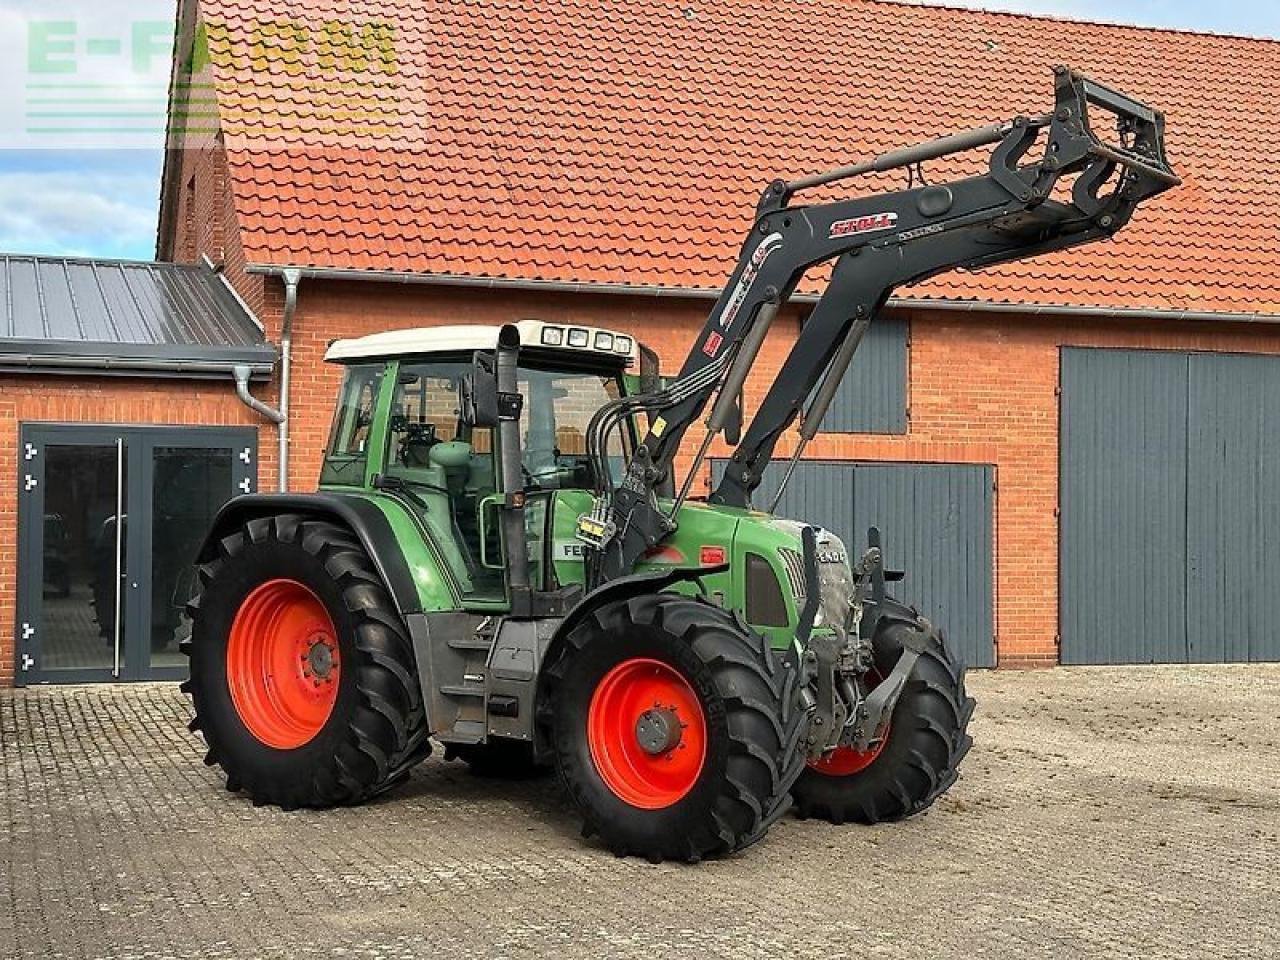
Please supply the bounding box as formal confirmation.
[16,425,257,684]
[17,429,136,682]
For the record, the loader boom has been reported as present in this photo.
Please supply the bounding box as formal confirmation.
[579,66,1177,586]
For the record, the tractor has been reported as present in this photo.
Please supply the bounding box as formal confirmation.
[181,68,1176,861]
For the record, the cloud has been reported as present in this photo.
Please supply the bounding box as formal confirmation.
[0,160,160,259]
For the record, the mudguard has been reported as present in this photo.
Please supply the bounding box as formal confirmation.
[195,493,423,616]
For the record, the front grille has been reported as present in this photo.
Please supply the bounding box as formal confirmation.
[778,547,807,600]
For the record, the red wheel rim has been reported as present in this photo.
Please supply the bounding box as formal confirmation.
[806,739,888,776]
[586,658,707,809]
[225,579,341,749]
[807,668,889,777]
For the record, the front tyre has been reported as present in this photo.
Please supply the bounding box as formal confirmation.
[545,594,806,862]
[181,514,429,809]
[792,622,975,824]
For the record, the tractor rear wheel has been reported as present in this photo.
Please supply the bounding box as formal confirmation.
[544,593,806,862]
[791,621,974,824]
[181,514,429,808]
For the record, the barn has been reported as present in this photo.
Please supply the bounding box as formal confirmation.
[6,0,1280,684]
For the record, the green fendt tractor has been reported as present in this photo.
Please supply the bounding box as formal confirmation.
[182,69,1176,861]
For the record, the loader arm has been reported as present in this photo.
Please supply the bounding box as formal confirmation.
[580,67,1177,586]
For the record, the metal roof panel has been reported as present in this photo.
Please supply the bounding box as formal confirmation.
[0,254,273,376]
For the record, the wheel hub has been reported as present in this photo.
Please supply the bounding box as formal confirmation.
[634,706,683,756]
[305,636,337,681]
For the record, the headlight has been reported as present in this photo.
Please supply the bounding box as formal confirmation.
[541,326,564,346]
[614,336,633,354]
[594,332,615,351]
[567,328,590,348]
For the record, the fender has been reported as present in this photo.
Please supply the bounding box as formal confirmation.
[552,562,728,645]
[196,493,423,616]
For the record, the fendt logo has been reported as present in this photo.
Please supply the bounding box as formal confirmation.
[829,212,898,239]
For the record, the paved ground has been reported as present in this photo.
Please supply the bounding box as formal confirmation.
[2,666,1278,960]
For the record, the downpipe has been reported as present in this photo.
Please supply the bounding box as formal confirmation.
[277,268,301,493]
[233,365,285,426]
[230,267,298,492]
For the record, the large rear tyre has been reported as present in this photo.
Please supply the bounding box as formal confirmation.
[544,594,806,862]
[792,621,974,824]
[181,514,429,809]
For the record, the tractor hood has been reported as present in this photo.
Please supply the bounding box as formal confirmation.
[550,490,852,650]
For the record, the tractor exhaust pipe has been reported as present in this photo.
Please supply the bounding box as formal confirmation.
[495,324,533,616]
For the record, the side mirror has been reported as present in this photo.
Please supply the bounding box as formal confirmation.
[477,493,505,569]
[459,351,499,427]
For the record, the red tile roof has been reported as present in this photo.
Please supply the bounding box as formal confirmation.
[192,0,1280,315]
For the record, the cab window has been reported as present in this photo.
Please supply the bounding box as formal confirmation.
[320,364,383,486]
[519,365,630,491]
[384,362,503,602]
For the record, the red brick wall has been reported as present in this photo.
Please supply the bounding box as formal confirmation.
[279,279,1280,668]
[0,378,270,686]
[7,271,1280,683]
[167,138,267,317]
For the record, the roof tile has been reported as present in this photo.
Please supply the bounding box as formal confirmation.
[194,0,1280,314]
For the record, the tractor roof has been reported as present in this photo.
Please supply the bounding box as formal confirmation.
[325,319,638,365]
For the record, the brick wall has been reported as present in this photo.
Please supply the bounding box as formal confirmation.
[278,278,1280,668]
[167,139,267,317]
[0,378,269,686]
[7,265,1280,683]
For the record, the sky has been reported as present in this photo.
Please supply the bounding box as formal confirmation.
[0,0,1276,263]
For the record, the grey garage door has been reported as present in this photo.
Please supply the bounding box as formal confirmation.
[712,460,996,668]
[1060,348,1280,663]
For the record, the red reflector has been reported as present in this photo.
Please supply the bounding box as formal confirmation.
[700,545,727,566]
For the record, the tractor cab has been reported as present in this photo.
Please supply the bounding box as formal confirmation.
[319,320,646,604]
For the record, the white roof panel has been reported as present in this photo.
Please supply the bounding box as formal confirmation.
[325,319,638,364]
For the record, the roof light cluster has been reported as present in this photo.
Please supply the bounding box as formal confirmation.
[541,325,633,356]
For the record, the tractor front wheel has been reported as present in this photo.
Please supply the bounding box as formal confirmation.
[181,514,429,808]
[545,594,806,862]
[792,621,974,824]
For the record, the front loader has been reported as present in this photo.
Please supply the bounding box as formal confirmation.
[181,68,1176,861]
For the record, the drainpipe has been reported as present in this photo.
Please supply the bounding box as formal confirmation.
[231,267,300,493]
[234,365,285,426]
[278,268,301,492]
